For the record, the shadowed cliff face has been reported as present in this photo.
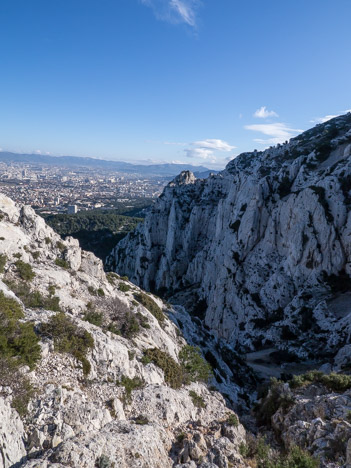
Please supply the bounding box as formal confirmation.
[110,113,351,360]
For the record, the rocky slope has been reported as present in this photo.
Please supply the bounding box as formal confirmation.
[0,194,247,468]
[110,113,351,370]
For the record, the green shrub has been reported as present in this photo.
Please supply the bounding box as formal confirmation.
[121,312,140,338]
[133,292,164,323]
[0,356,35,416]
[255,378,295,426]
[84,310,103,327]
[121,276,129,281]
[95,454,111,468]
[225,413,239,427]
[0,254,7,273]
[134,415,148,425]
[0,291,41,369]
[106,272,118,285]
[143,347,184,388]
[87,286,104,296]
[119,282,131,292]
[4,280,61,311]
[32,251,40,260]
[290,370,351,392]
[45,237,51,245]
[55,258,70,269]
[189,390,206,408]
[41,312,94,376]
[56,241,66,251]
[116,375,144,403]
[15,260,35,281]
[179,345,212,383]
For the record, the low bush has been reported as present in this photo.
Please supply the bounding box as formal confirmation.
[4,279,61,311]
[119,282,131,292]
[55,258,70,269]
[289,370,351,392]
[0,254,7,273]
[41,312,94,376]
[116,375,144,403]
[255,378,295,426]
[179,345,212,383]
[0,291,41,369]
[142,347,184,388]
[189,390,206,408]
[0,356,35,416]
[15,260,35,281]
[56,241,66,251]
[83,309,103,327]
[225,413,239,427]
[134,415,149,425]
[240,436,318,468]
[133,292,164,323]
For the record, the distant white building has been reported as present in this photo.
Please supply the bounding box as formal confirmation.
[67,205,78,214]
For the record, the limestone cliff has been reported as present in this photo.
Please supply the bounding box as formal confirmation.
[110,113,351,364]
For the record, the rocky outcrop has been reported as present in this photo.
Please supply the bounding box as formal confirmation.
[110,113,351,363]
[0,194,246,468]
[270,381,351,465]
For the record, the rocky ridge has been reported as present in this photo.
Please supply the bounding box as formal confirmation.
[0,194,246,468]
[110,113,351,368]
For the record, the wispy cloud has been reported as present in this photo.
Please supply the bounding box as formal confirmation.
[253,106,278,119]
[184,138,236,162]
[310,109,351,124]
[141,0,201,27]
[245,123,303,145]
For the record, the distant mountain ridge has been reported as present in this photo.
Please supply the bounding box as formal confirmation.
[0,151,214,177]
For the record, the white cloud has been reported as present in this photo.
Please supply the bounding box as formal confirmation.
[310,109,351,124]
[245,123,303,145]
[193,139,236,152]
[184,138,236,163]
[141,0,201,27]
[253,106,278,119]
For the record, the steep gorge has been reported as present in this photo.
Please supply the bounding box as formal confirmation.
[110,113,351,369]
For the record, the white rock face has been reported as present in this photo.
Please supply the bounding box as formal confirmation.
[271,383,351,464]
[0,397,26,468]
[0,194,246,468]
[110,113,351,361]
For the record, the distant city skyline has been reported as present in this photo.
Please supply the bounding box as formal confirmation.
[1,0,351,169]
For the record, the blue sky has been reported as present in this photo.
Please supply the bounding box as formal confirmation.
[1,0,351,169]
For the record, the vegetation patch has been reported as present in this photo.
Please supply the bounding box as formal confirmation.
[15,260,35,281]
[189,390,206,408]
[289,370,351,392]
[41,312,94,376]
[255,378,295,426]
[116,375,144,403]
[4,279,61,311]
[133,292,164,323]
[142,347,184,389]
[0,356,35,416]
[83,309,103,327]
[179,345,212,384]
[55,258,70,269]
[240,437,318,468]
[225,413,239,427]
[0,291,41,369]
[0,254,7,273]
[119,282,131,292]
